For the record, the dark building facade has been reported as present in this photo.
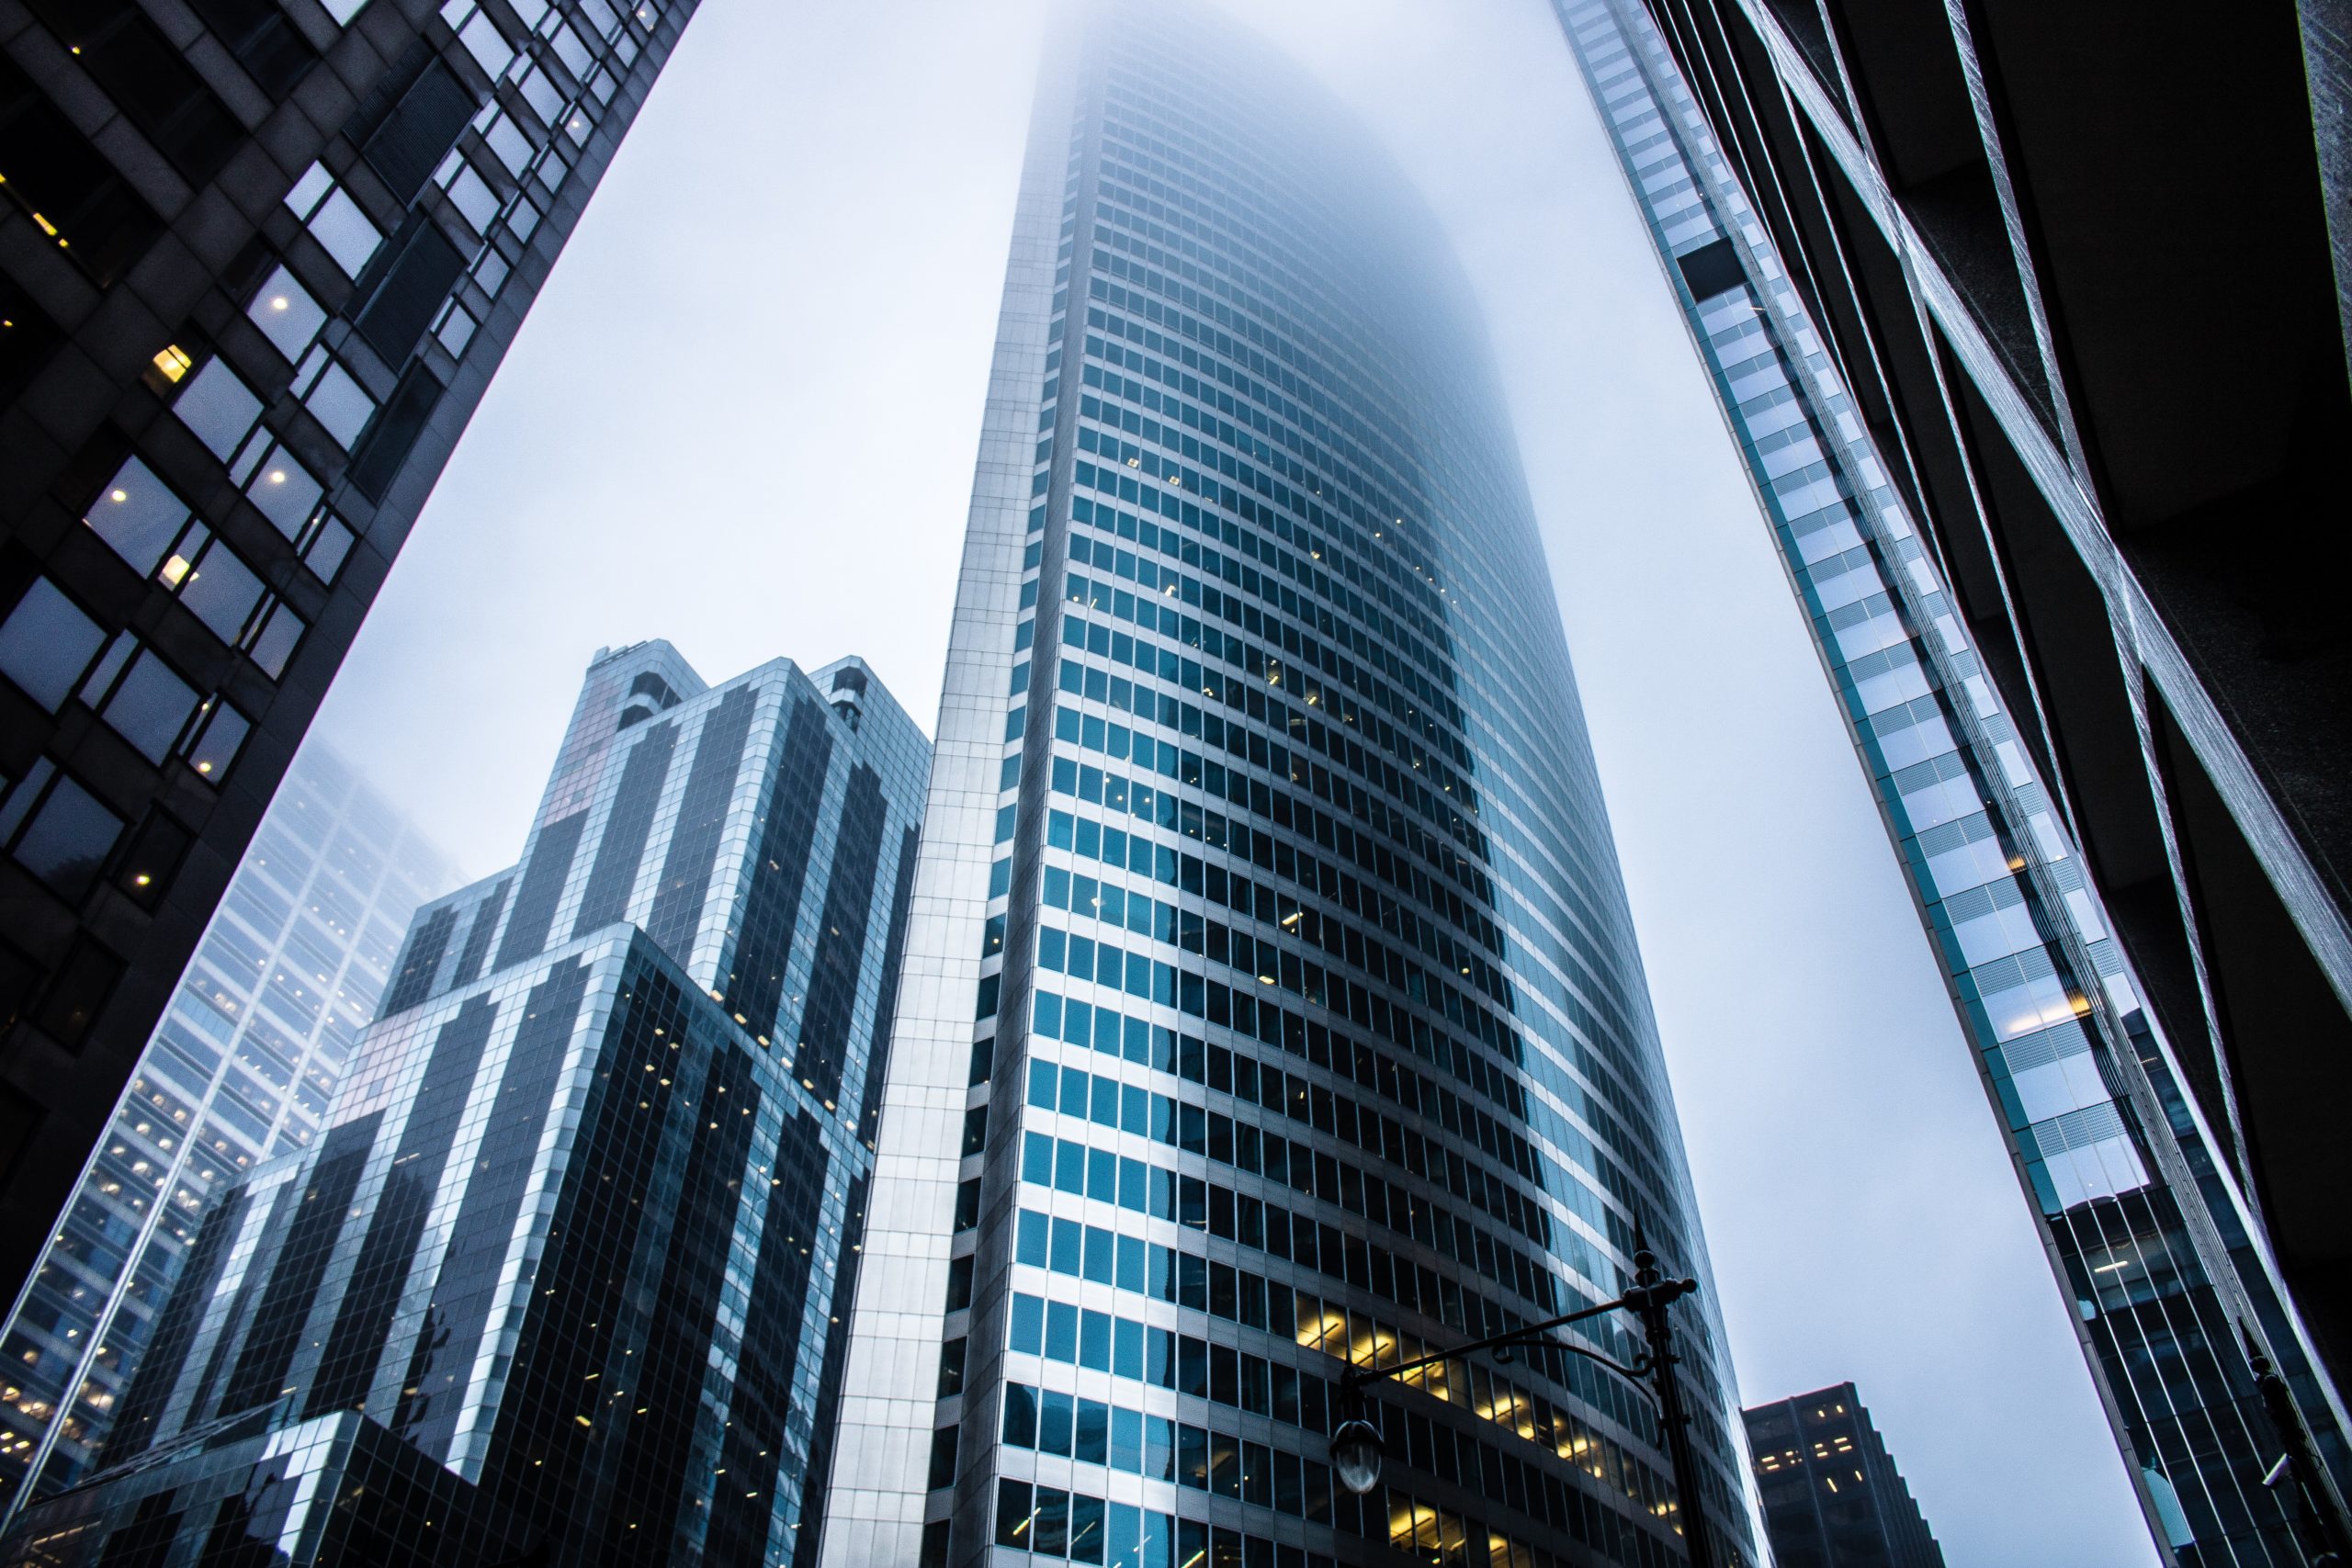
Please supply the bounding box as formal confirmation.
[0,641,931,1564]
[1619,0,2352,1438]
[0,0,699,1308]
[818,6,1758,1568]
[1742,1385,1942,1568]
[1553,1,2352,1562]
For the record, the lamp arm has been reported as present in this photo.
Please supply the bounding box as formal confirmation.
[1340,1293,1632,1392]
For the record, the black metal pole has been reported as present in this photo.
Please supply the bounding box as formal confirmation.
[1628,1238,1717,1568]
[1336,1246,1720,1567]
[2243,1323,2352,1565]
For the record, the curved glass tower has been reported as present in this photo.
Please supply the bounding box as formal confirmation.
[821,6,1757,1566]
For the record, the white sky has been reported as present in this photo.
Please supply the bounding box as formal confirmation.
[311,1,2159,1561]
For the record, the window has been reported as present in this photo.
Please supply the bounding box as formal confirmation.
[283,164,382,277]
[89,647,199,763]
[9,772,124,901]
[34,937,120,1046]
[245,602,304,679]
[479,109,535,175]
[176,537,265,644]
[246,265,327,363]
[295,352,378,450]
[243,440,324,539]
[444,4,515,76]
[184,696,249,781]
[114,807,190,908]
[304,514,356,582]
[439,155,501,234]
[173,359,266,467]
[434,300,478,357]
[0,55,161,285]
[0,579,105,711]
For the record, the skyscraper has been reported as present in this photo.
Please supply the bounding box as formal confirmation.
[1743,1384,1943,1568]
[818,6,1758,1566]
[0,642,929,1564]
[0,0,701,1307]
[1551,0,2352,1560]
[1604,0,2352,1422]
[0,743,456,1517]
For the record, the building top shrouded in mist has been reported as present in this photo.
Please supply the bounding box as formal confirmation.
[818,5,1761,1567]
[1,642,930,1566]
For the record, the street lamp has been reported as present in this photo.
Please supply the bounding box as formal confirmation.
[1326,1235,1717,1568]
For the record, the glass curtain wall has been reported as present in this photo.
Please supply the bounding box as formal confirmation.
[826,6,1759,1567]
[1551,4,2352,1562]
[0,747,457,1517]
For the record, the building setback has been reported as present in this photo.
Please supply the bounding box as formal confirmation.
[1743,1385,1943,1568]
[0,641,930,1565]
[0,743,456,1517]
[818,6,1757,1567]
[1611,0,2352,1446]
[0,0,701,1307]
[1551,0,2352,1560]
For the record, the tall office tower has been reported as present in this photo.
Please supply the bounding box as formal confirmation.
[819,7,1757,1568]
[0,0,701,1306]
[1603,0,2352,1420]
[1553,1,2352,1561]
[1742,1385,1943,1568]
[0,743,455,1517]
[0,643,930,1565]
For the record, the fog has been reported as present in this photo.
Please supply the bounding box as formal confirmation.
[309,2,2157,1561]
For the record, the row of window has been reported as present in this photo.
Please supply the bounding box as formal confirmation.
[1058,548,1476,869]
[1019,1027,1600,1292]
[1063,457,1460,763]
[1031,740,1648,1233]
[1042,654,1493,956]
[1001,1379,1339,1519]
[1077,310,1656,1029]
[1030,679,1658,1201]
[1005,1201,1666,1512]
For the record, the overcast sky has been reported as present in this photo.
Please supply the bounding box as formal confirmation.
[309,2,2158,1561]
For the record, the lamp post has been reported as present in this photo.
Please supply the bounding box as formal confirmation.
[1327,1235,1718,1568]
[2242,1322,2352,1566]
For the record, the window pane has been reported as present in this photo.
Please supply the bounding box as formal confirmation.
[304,515,356,582]
[102,650,198,763]
[305,362,376,449]
[308,187,382,276]
[0,580,104,711]
[248,602,303,679]
[84,457,189,573]
[246,446,322,539]
[248,265,327,362]
[174,360,263,462]
[187,699,249,782]
[179,543,264,644]
[14,775,123,900]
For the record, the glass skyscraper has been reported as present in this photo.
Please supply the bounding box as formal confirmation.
[0,746,456,1517]
[820,6,1756,1567]
[1606,0,2352,1457]
[1552,2,2352,1562]
[0,642,929,1565]
[0,0,702,1314]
